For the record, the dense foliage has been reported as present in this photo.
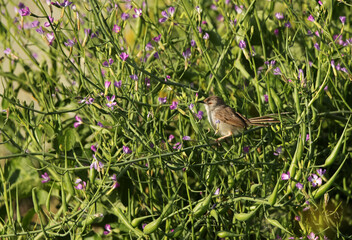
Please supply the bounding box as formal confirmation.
[1,0,352,239]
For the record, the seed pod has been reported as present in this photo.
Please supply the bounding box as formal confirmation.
[313,154,349,199]
[324,117,350,166]
[32,188,39,213]
[234,205,260,221]
[217,231,241,238]
[143,216,162,235]
[193,193,212,218]
[131,215,156,227]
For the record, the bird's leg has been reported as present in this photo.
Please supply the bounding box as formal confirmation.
[216,132,233,142]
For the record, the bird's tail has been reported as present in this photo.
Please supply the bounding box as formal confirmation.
[248,112,291,126]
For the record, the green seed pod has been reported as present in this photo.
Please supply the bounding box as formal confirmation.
[89,168,96,186]
[193,193,212,218]
[313,154,348,199]
[131,215,156,227]
[61,184,67,213]
[143,216,162,234]
[32,188,39,213]
[64,172,75,196]
[217,231,240,238]
[324,117,350,167]
[234,205,260,221]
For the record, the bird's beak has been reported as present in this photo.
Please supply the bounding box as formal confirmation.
[197,100,205,104]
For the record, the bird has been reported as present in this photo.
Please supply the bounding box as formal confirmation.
[199,96,280,141]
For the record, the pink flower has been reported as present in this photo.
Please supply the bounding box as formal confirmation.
[106,95,117,110]
[307,232,318,240]
[281,171,290,180]
[307,15,315,22]
[91,145,97,152]
[19,6,30,16]
[120,52,129,61]
[308,174,322,187]
[103,224,112,235]
[170,101,178,110]
[75,178,86,190]
[296,182,303,190]
[133,8,142,18]
[74,116,83,128]
[41,172,50,183]
[113,24,121,33]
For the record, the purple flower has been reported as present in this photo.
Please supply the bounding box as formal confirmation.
[339,16,346,24]
[295,215,301,221]
[31,20,40,28]
[306,134,310,142]
[331,60,335,68]
[243,146,250,154]
[264,94,269,103]
[74,116,83,128]
[64,38,75,47]
[114,80,122,88]
[153,34,161,42]
[191,39,196,47]
[120,52,129,61]
[90,155,104,171]
[133,8,142,18]
[106,95,117,110]
[75,178,86,190]
[111,174,120,188]
[113,24,121,33]
[173,142,182,150]
[159,10,169,23]
[214,188,220,195]
[274,29,279,36]
[19,6,30,16]
[44,16,54,27]
[168,7,175,17]
[41,172,50,183]
[103,224,112,235]
[273,67,281,75]
[307,15,315,22]
[182,48,191,59]
[130,74,138,80]
[52,0,72,7]
[4,48,11,55]
[307,232,318,240]
[196,111,203,120]
[153,52,159,59]
[170,101,178,110]
[97,122,104,127]
[91,145,97,152]
[273,146,282,156]
[308,174,322,187]
[234,5,243,14]
[158,97,167,104]
[284,21,291,28]
[275,12,284,20]
[317,168,326,176]
[239,40,246,49]
[182,136,191,141]
[314,43,320,51]
[145,77,150,88]
[123,145,132,154]
[121,13,130,20]
[145,42,153,51]
[105,81,111,89]
[203,32,209,40]
[168,135,175,142]
[281,171,290,180]
[296,182,303,190]
[46,33,55,45]
[36,27,45,34]
[189,103,194,111]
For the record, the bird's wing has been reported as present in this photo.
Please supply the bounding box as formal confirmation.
[214,106,249,128]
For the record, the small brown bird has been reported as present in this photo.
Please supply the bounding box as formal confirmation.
[199,96,280,141]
